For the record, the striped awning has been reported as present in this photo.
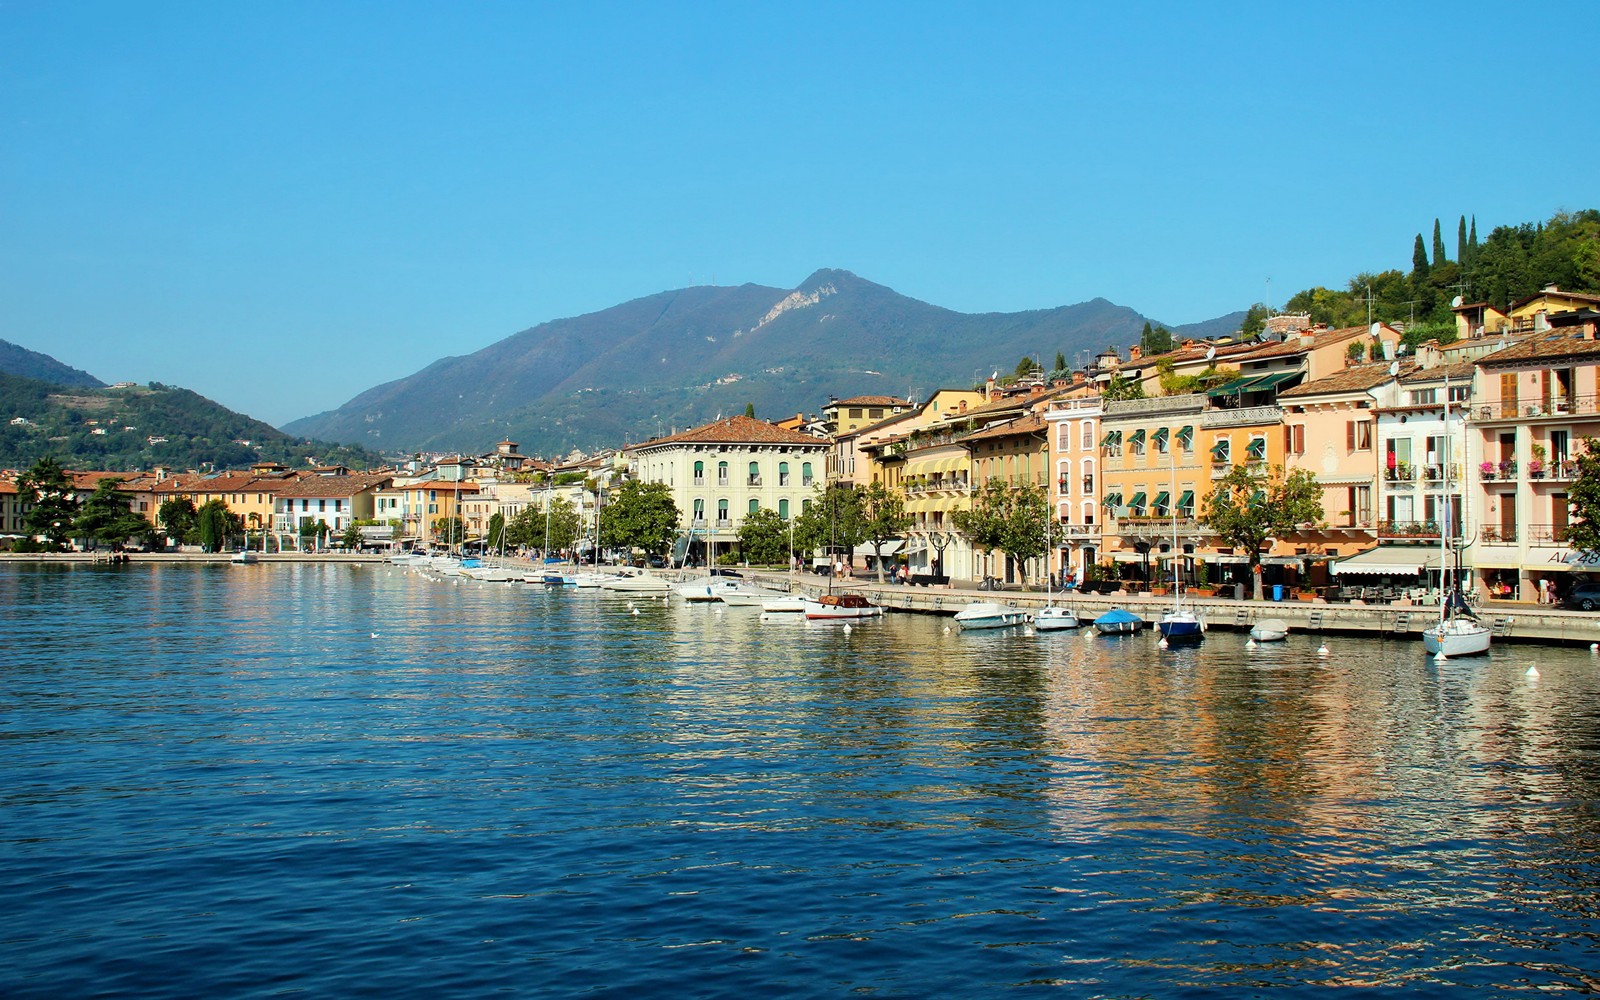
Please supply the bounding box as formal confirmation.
[1177,490,1195,508]
[1152,491,1170,509]
[1128,491,1147,509]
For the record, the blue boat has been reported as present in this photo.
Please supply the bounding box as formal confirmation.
[1094,608,1144,635]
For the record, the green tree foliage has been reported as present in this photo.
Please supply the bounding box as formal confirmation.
[951,480,1049,588]
[1157,359,1237,395]
[506,505,542,550]
[73,477,152,549]
[1432,218,1448,266]
[1239,303,1270,338]
[858,480,913,581]
[598,480,679,557]
[430,517,464,547]
[1562,437,1600,557]
[158,496,199,543]
[1139,322,1173,354]
[1054,351,1068,373]
[196,499,241,552]
[1457,215,1468,265]
[1199,464,1324,599]
[487,512,506,550]
[736,508,790,565]
[18,457,80,550]
[793,483,865,557]
[530,494,581,553]
[1412,234,1430,277]
[1101,373,1145,401]
[341,523,363,549]
[744,403,755,418]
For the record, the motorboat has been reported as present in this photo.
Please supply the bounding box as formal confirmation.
[572,572,609,588]
[760,595,808,614]
[1248,618,1290,642]
[718,585,786,608]
[601,571,673,593]
[802,593,884,620]
[1093,608,1144,635]
[1032,605,1081,631]
[677,576,743,602]
[953,601,1029,631]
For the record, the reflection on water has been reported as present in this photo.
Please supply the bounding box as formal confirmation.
[2,563,1599,995]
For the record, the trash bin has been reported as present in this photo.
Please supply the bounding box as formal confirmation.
[1233,583,1244,600]
[1272,584,1284,601]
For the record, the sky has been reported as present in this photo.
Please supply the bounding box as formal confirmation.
[2,1,1595,427]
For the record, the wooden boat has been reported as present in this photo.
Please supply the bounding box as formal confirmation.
[802,593,883,620]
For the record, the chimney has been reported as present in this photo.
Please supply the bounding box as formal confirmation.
[1129,345,1143,361]
[1072,371,1086,386]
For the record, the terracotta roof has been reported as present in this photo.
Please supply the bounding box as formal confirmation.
[1510,289,1600,311]
[830,395,912,408]
[184,472,285,493]
[1478,333,1600,367]
[1277,364,1403,398]
[960,412,1048,444]
[0,480,16,495]
[274,474,394,498]
[632,414,827,449]
[396,480,481,492]
[1398,360,1476,384]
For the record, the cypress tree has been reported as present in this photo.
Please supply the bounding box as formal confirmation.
[1412,234,1430,276]
[1432,218,1448,265]
[1457,215,1468,263]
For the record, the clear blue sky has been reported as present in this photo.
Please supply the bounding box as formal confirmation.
[2,1,1593,427]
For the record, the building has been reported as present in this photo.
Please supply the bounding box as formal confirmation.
[272,474,394,543]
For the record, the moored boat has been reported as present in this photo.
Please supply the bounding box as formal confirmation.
[1248,618,1290,642]
[1032,605,1081,631]
[802,593,883,620]
[601,571,673,593]
[1093,608,1143,635]
[953,600,1029,631]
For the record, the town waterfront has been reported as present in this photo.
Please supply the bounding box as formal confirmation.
[5,563,1600,995]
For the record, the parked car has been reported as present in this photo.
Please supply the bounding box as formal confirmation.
[1564,582,1600,611]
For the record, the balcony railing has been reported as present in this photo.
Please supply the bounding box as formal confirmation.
[1480,461,1518,480]
[1384,465,1418,482]
[905,478,971,495]
[1479,524,1519,543]
[1378,519,1443,539]
[748,476,762,486]
[1527,523,1573,545]
[1474,395,1594,420]
[1055,523,1102,538]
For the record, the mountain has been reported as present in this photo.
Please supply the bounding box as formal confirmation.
[285,269,1239,456]
[0,339,104,388]
[0,372,382,471]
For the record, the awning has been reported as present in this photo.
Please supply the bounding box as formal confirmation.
[1152,491,1170,509]
[1261,555,1305,566]
[1101,430,1122,447]
[1128,491,1147,509]
[1177,425,1194,440]
[1246,438,1267,459]
[1246,371,1300,392]
[1330,546,1444,576]
[1128,429,1146,445]
[1249,489,1265,505]
[1177,490,1195,507]
[1208,376,1256,397]
[1111,551,1152,562]
[1103,492,1123,508]
[1152,427,1170,443]
[1210,440,1230,458]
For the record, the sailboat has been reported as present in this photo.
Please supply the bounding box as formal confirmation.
[1156,459,1204,642]
[1034,511,1080,630]
[1422,374,1491,658]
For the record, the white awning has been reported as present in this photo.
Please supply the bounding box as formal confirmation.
[1330,546,1443,576]
[1110,551,1152,562]
[867,540,907,556]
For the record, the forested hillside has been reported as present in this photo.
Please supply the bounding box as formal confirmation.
[0,374,382,471]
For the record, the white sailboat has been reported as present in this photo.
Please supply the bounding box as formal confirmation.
[1156,458,1203,643]
[1422,374,1490,658]
[1033,513,1079,630]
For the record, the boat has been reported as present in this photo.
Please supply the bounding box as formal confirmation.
[572,572,609,588]
[542,572,578,587]
[677,576,743,602]
[1093,608,1143,635]
[1420,373,1491,659]
[718,584,787,608]
[601,571,673,593]
[953,600,1029,630]
[802,593,884,620]
[1033,605,1081,630]
[1034,517,1080,630]
[760,594,808,614]
[1248,618,1290,642]
[1154,459,1204,642]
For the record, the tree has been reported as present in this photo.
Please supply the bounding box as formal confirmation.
[1432,218,1448,266]
[73,477,151,549]
[1239,303,1270,338]
[1101,373,1145,401]
[598,480,679,558]
[951,479,1049,588]
[1457,215,1468,267]
[1013,355,1039,381]
[506,505,542,550]
[744,403,756,418]
[1412,234,1430,277]
[195,500,240,552]
[17,457,79,550]
[532,494,581,554]
[158,496,199,544]
[1562,437,1600,556]
[1054,351,1067,373]
[1140,323,1173,354]
[792,483,865,559]
[858,480,913,581]
[430,517,464,548]
[341,523,363,550]
[736,508,789,565]
[1199,464,1324,600]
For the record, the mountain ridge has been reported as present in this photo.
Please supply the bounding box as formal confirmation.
[284,269,1241,456]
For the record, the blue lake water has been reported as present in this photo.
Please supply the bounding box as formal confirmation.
[4,562,1600,996]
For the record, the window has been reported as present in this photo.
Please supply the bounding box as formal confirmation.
[778,499,789,518]
[1284,424,1305,455]
[1448,385,1469,403]
[692,498,705,523]
[848,408,863,419]
[802,498,812,513]
[1346,420,1372,451]
[694,460,705,485]
[1082,422,1094,449]
[1177,426,1194,453]
[1129,429,1146,456]
[779,461,790,486]
[869,408,883,418]
[1210,438,1230,463]
[1245,438,1266,461]
[1410,388,1437,405]
[802,462,813,486]
[717,499,729,524]
[1153,427,1169,454]
[749,499,759,514]
[718,461,729,485]
[748,461,760,485]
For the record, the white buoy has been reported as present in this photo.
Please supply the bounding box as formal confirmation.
[942,625,951,634]
[1024,627,1035,637]
[1318,643,1330,656]
[1246,638,1257,649]
[370,632,379,639]
[1590,643,1597,653]
[1527,665,1540,677]
[630,607,640,616]
[1434,650,1448,662]
[843,623,852,633]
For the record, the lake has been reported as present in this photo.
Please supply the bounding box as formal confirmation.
[4,562,1599,996]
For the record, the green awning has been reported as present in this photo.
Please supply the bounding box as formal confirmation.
[1152,491,1170,508]
[1102,492,1122,508]
[1207,376,1256,397]
[1152,427,1170,443]
[1177,490,1195,507]
[1246,438,1267,459]
[1128,429,1146,444]
[1177,425,1194,440]
[1246,370,1299,392]
[1249,489,1265,505]
[1128,491,1147,509]
[1100,430,1121,447]
[1210,440,1230,458]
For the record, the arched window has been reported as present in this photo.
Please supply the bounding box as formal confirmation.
[802,462,813,486]
[802,498,812,513]
[778,498,790,518]
[749,499,759,514]
[748,461,760,485]
[692,498,705,522]
[693,460,705,485]
[717,461,729,485]
[779,462,790,486]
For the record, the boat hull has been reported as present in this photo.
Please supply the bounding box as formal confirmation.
[1248,618,1290,642]
[954,601,1029,630]
[1422,619,1492,657]
[1157,618,1204,640]
[803,595,883,620]
[1033,607,1080,630]
[1093,609,1144,635]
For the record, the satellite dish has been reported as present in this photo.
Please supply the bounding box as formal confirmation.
[1451,295,1464,308]
[1388,361,1400,376]
[1370,322,1383,336]
[991,371,999,381]
[1205,347,1216,362]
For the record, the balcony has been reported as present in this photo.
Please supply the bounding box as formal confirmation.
[1201,405,1284,430]
[748,476,762,486]
[1479,524,1519,544]
[715,518,732,529]
[1480,461,1517,481]
[1116,516,1204,537]
[693,476,706,486]
[1377,519,1442,540]
[906,477,971,495]
[1055,523,1102,539]
[1473,394,1594,421]
[1420,464,1461,484]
